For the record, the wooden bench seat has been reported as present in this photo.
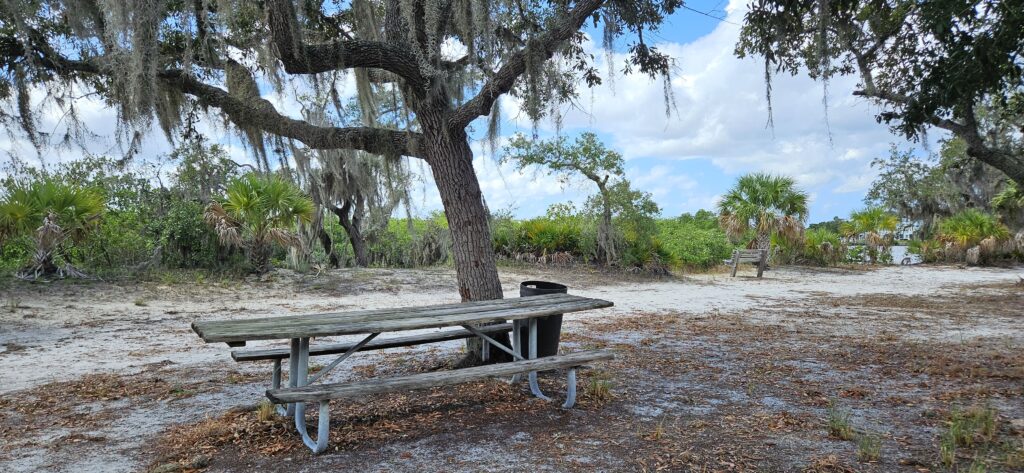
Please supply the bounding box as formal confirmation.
[266,349,614,404]
[231,323,512,362]
[725,249,768,278]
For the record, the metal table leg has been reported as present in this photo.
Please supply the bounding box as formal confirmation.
[562,368,578,408]
[510,320,523,384]
[283,338,300,416]
[291,337,330,453]
[527,318,551,401]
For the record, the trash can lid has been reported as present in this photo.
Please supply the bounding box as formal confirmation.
[520,280,567,291]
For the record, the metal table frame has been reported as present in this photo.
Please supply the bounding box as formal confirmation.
[270,316,576,453]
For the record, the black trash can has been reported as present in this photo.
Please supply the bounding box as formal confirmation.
[518,281,567,358]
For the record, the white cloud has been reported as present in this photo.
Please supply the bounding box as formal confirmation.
[501,0,944,198]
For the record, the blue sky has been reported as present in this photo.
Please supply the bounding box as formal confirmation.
[4,0,942,225]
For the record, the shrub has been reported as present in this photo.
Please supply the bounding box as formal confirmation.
[0,178,105,278]
[367,213,452,267]
[155,199,237,269]
[802,228,845,266]
[76,210,156,273]
[204,174,314,274]
[907,239,944,263]
[841,207,899,264]
[520,217,581,255]
[937,209,1010,249]
[657,215,734,269]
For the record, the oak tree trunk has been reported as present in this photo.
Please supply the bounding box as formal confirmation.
[598,187,615,266]
[333,201,370,267]
[317,225,340,268]
[422,117,509,365]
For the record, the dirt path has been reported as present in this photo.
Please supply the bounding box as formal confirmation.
[0,265,1021,472]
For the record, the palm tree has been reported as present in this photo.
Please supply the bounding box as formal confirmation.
[717,173,809,252]
[204,174,315,274]
[840,207,899,264]
[0,179,105,279]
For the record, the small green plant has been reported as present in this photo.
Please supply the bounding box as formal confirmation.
[940,430,957,468]
[948,405,998,448]
[856,433,881,462]
[803,228,845,266]
[257,400,275,422]
[586,371,614,404]
[827,401,855,440]
[168,385,194,398]
[133,298,148,307]
[969,406,997,440]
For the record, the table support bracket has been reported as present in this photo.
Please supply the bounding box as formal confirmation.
[461,325,525,361]
[307,333,380,384]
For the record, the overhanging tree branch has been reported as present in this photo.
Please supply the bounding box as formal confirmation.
[265,0,426,91]
[161,71,424,158]
[14,38,425,159]
[449,0,604,129]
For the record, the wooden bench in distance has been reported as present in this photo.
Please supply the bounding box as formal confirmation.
[231,323,512,362]
[725,249,768,278]
[267,349,614,404]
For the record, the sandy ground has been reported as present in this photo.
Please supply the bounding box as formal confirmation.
[0,264,1021,472]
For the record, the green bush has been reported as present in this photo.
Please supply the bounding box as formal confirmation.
[656,213,734,269]
[802,228,845,266]
[366,212,452,267]
[520,217,581,255]
[76,211,156,273]
[155,199,238,269]
[907,239,944,263]
[937,209,1010,248]
[620,236,672,270]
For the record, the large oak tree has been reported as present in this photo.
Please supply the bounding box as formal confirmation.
[0,0,680,310]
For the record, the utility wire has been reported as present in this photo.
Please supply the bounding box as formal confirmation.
[682,5,741,26]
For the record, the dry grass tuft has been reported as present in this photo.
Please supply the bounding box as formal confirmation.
[584,370,614,405]
[855,432,881,462]
[256,400,275,422]
[826,401,855,441]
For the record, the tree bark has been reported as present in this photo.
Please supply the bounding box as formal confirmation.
[422,114,508,365]
[332,201,370,267]
[317,225,340,268]
[755,232,772,252]
[250,241,272,274]
[424,128,503,301]
[598,184,615,266]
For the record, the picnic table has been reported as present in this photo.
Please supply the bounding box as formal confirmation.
[192,293,614,453]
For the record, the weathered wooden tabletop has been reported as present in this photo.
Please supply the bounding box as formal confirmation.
[192,293,613,344]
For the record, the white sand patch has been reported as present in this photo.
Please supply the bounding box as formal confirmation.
[1,265,1020,395]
